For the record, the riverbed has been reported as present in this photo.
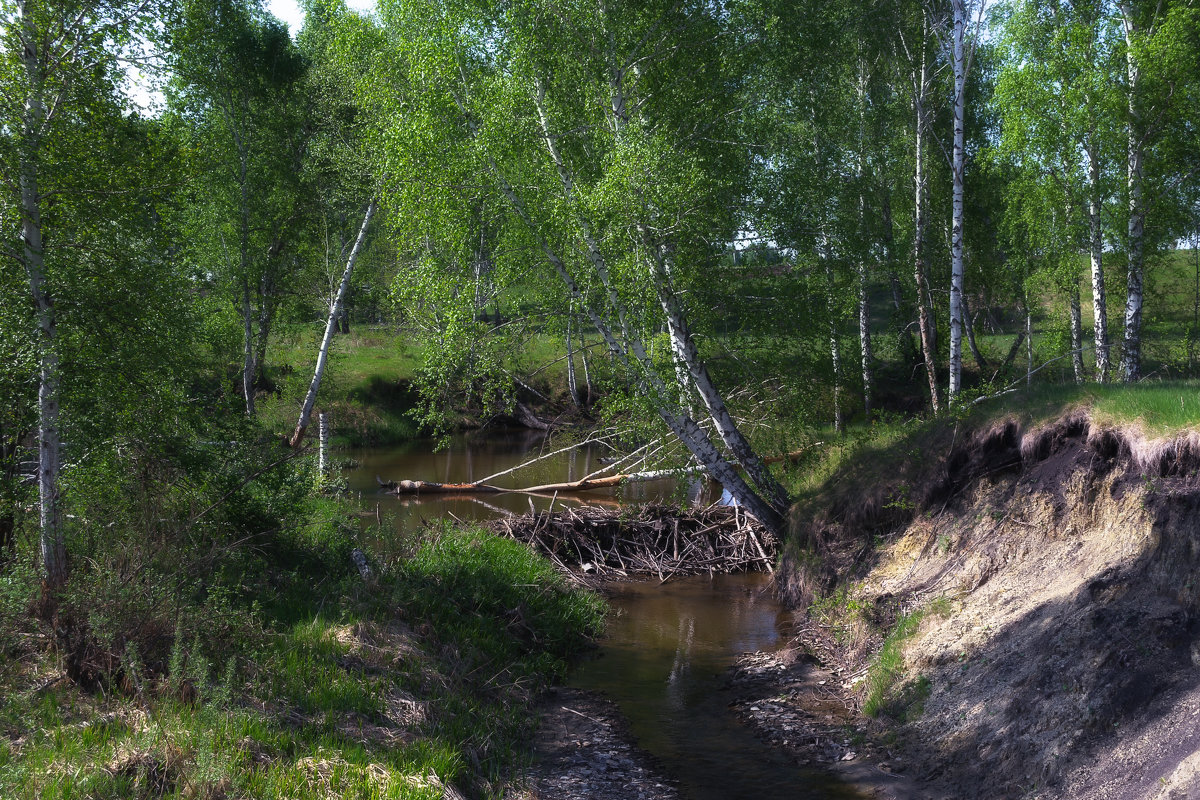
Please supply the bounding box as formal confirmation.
[344,432,862,799]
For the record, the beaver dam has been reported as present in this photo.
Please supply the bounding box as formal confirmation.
[487,503,776,581]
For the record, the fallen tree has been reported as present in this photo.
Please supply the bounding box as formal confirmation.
[376,448,816,497]
[377,471,653,495]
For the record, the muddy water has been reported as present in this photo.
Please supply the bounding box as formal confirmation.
[344,433,859,799]
[570,575,862,800]
[342,430,696,533]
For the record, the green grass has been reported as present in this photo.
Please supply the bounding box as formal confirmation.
[0,523,605,800]
[257,324,424,447]
[862,597,951,720]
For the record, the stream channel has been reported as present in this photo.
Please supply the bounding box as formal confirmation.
[343,431,862,799]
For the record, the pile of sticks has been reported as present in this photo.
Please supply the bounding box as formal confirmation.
[488,503,776,582]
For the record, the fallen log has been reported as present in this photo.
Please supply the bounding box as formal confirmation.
[376,448,818,498]
[378,472,646,495]
[376,477,505,494]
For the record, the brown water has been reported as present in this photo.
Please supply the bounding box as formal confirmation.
[343,432,860,799]
[343,430,698,533]
[570,575,863,800]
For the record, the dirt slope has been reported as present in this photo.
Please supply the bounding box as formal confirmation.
[778,412,1200,800]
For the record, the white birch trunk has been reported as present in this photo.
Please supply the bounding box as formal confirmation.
[290,200,376,447]
[856,61,872,417]
[18,5,65,588]
[486,154,783,530]
[913,36,940,414]
[649,247,788,512]
[1120,4,1144,383]
[948,0,967,400]
[241,276,256,417]
[565,311,580,408]
[238,143,256,417]
[1070,279,1085,384]
[580,324,593,405]
[825,259,844,435]
[593,58,787,512]
[858,259,873,408]
[1087,141,1110,382]
[1025,302,1034,387]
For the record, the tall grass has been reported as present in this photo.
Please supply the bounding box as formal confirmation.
[0,521,605,800]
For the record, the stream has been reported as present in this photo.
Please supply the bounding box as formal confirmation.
[344,431,861,799]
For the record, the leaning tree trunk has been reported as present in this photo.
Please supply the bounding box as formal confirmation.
[486,144,785,530]
[533,72,787,520]
[290,200,376,448]
[1087,141,1110,382]
[1120,4,1144,383]
[962,294,989,371]
[948,0,967,400]
[18,11,65,590]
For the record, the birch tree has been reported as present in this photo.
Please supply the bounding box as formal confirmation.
[947,0,969,399]
[896,9,945,413]
[993,0,1122,383]
[167,0,311,415]
[1115,0,1198,381]
[0,0,177,588]
[337,0,790,527]
[290,200,375,447]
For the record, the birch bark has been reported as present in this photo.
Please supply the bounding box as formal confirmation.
[1120,3,1144,383]
[533,72,788,519]
[1087,140,1110,382]
[825,259,844,435]
[1070,279,1085,383]
[17,2,65,587]
[856,61,873,418]
[565,310,580,408]
[912,32,940,414]
[491,165,784,529]
[948,0,967,399]
[291,200,376,447]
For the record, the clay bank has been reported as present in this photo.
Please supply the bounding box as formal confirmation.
[765,407,1200,800]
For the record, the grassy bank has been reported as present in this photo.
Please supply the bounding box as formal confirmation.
[784,380,1200,501]
[257,325,426,448]
[774,379,1200,799]
[0,516,605,799]
[256,324,600,448]
[780,379,1200,701]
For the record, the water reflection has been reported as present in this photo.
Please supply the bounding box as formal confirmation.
[342,430,703,533]
[343,435,861,799]
[570,575,863,800]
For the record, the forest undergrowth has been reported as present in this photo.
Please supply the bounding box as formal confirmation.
[0,441,604,800]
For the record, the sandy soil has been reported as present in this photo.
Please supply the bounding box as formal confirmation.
[775,415,1200,800]
[725,648,940,800]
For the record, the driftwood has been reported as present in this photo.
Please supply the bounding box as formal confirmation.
[488,504,776,581]
[351,548,375,585]
[379,473,642,495]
